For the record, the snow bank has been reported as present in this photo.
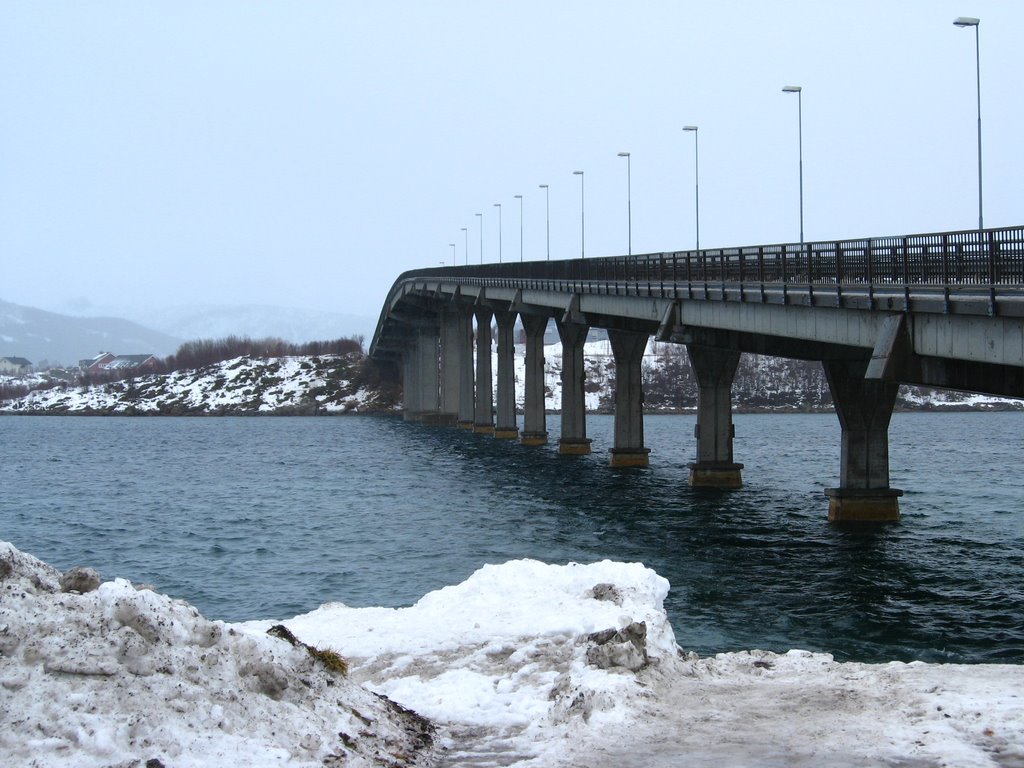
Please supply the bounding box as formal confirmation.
[3,540,1023,767]
[0,541,433,767]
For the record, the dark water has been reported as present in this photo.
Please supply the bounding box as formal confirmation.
[2,412,1022,664]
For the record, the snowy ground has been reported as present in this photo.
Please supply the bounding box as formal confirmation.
[2,540,1023,767]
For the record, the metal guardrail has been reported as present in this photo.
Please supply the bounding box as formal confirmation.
[397,226,1023,319]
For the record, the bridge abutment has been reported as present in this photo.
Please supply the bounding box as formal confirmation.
[687,345,743,488]
[473,307,495,434]
[494,311,519,439]
[556,319,592,455]
[520,314,549,445]
[824,359,903,522]
[608,330,651,467]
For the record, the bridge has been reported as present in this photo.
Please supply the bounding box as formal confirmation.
[369,225,1024,522]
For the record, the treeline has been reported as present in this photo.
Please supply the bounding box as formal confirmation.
[160,336,363,373]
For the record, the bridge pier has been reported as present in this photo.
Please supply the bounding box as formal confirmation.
[556,319,592,455]
[402,326,441,423]
[824,359,903,522]
[608,330,651,467]
[456,308,475,429]
[687,345,743,488]
[494,311,519,439]
[473,307,495,434]
[437,309,462,426]
[520,314,549,445]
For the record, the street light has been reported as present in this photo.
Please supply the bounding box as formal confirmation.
[954,16,983,231]
[782,85,804,245]
[538,184,550,260]
[573,170,585,258]
[617,152,632,255]
[493,203,503,263]
[461,227,468,266]
[514,194,524,262]
[683,126,699,251]
[448,243,456,265]
[475,212,483,264]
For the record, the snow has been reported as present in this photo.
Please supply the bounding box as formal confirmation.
[3,540,1023,767]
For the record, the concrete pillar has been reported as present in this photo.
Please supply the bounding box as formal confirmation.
[687,345,743,488]
[437,309,461,426]
[823,359,903,522]
[608,330,651,467]
[556,319,591,455]
[494,311,519,439]
[473,307,495,434]
[456,309,475,429]
[401,346,419,422]
[414,326,442,424]
[520,314,549,446]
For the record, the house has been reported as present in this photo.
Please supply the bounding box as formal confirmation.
[79,352,116,373]
[102,354,158,373]
[0,357,32,375]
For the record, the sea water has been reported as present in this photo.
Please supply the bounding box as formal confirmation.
[2,412,1021,664]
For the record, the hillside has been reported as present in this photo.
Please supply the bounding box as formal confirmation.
[2,342,1019,415]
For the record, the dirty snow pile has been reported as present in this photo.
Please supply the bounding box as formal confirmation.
[0,541,433,767]
[3,540,1024,767]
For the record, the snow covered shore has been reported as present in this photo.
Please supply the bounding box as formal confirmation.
[2,540,1023,767]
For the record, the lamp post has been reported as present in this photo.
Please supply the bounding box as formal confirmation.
[461,227,468,266]
[475,212,483,264]
[782,85,804,245]
[617,152,631,255]
[448,243,455,265]
[514,194,524,262]
[493,203,503,263]
[683,126,699,251]
[954,16,983,231]
[539,184,550,260]
[573,170,585,258]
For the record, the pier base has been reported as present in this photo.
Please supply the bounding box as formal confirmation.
[610,447,651,468]
[494,427,520,440]
[825,488,903,523]
[558,437,593,455]
[688,462,744,489]
[520,430,549,446]
[473,423,496,435]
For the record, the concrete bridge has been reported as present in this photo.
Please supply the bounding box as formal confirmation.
[369,226,1024,522]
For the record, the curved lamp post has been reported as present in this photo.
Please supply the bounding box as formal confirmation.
[573,170,585,258]
[954,16,983,231]
[683,126,699,251]
[617,152,631,255]
[782,85,804,245]
[539,184,550,260]
[460,227,468,266]
[475,212,483,264]
[494,203,503,263]
[514,194,524,262]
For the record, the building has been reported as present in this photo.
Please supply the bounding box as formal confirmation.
[0,357,32,375]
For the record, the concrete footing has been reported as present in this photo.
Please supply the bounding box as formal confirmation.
[420,412,456,426]
[825,488,903,522]
[456,420,475,430]
[688,462,744,489]
[494,427,520,440]
[610,447,651,468]
[473,423,496,435]
[558,437,592,455]
[520,431,549,446]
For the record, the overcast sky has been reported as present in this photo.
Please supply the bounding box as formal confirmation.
[1,1,1021,322]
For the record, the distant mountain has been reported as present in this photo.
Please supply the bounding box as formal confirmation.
[129,304,377,348]
[0,299,183,367]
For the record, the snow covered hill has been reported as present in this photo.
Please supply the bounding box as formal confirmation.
[1,342,1019,415]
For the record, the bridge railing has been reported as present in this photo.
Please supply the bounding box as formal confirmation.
[425,226,1024,290]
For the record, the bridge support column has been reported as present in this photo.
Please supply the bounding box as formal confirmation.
[824,359,903,522]
[494,311,519,439]
[456,309,475,429]
[556,319,591,455]
[608,330,650,467]
[687,346,743,488]
[413,326,442,424]
[437,309,462,426]
[400,345,420,422]
[473,307,495,434]
[520,314,549,446]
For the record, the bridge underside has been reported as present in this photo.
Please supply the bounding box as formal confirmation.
[371,229,1024,523]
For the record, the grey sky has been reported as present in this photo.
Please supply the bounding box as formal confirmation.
[1,1,1020,322]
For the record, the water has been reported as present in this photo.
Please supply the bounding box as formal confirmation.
[1,412,1022,665]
